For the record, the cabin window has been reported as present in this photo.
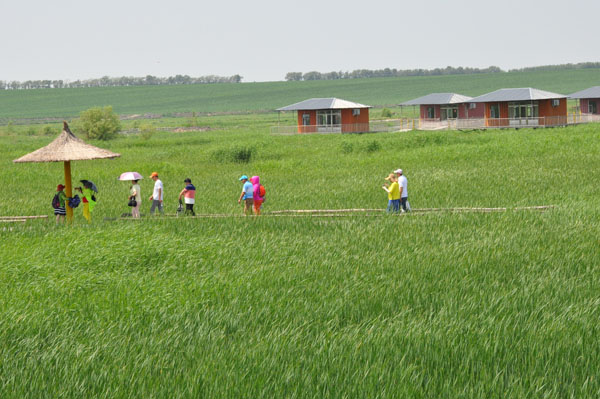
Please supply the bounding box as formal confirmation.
[352,108,360,116]
[551,99,560,107]
[302,113,311,125]
[508,102,538,119]
[440,106,458,120]
[316,110,341,126]
[489,104,500,118]
[469,103,477,109]
[427,107,435,119]
[588,101,597,114]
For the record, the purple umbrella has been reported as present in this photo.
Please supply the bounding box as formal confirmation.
[119,172,143,181]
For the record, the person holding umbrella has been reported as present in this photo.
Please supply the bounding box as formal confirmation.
[130,180,141,218]
[120,172,143,218]
[76,179,97,223]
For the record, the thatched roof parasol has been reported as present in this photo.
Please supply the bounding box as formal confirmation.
[13,122,120,223]
[13,122,120,163]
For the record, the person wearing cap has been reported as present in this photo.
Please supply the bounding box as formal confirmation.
[53,184,67,223]
[394,168,409,212]
[149,172,164,215]
[237,175,254,216]
[382,173,400,213]
[178,178,196,216]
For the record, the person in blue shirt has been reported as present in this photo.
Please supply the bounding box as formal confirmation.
[237,175,254,216]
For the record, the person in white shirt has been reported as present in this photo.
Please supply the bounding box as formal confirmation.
[149,172,164,215]
[394,168,409,212]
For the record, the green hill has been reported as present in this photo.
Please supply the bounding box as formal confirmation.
[1,69,599,120]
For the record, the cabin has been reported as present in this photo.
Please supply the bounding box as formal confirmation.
[467,88,567,127]
[399,92,484,120]
[569,86,600,116]
[276,98,371,133]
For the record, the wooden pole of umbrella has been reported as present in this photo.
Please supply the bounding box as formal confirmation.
[13,122,120,224]
[64,160,73,222]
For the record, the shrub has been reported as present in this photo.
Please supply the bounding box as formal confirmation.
[340,142,354,154]
[365,140,381,153]
[79,106,121,140]
[26,127,37,136]
[139,123,156,140]
[211,146,254,163]
[42,125,56,136]
[381,108,393,118]
[231,147,253,163]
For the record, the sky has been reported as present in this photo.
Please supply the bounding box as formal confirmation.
[1,0,599,82]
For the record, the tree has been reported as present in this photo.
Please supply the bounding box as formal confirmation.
[79,106,121,140]
[285,72,303,81]
[303,71,322,81]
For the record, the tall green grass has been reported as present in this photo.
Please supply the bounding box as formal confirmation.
[1,122,599,398]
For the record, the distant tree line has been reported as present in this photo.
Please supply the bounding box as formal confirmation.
[0,74,243,90]
[285,66,502,81]
[285,62,600,81]
[507,62,600,73]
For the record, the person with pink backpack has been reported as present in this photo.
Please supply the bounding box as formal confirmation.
[250,176,265,215]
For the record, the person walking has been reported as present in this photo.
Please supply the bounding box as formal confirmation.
[395,168,409,212]
[149,172,164,215]
[130,179,141,218]
[237,175,254,216]
[250,176,264,215]
[382,173,400,212]
[178,178,196,216]
[76,180,96,223]
[53,184,67,224]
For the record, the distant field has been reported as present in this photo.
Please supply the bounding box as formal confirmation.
[1,69,599,120]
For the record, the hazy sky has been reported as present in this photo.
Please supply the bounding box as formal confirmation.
[2,0,599,82]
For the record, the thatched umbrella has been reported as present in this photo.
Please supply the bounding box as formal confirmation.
[13,121,120,222]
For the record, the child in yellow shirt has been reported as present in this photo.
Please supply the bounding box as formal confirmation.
[382,173,400,213]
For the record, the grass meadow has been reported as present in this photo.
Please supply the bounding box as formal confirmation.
[0,68,599,120]
[1,117,600,397]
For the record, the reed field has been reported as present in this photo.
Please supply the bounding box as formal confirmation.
[1,116,600,398]
[1,68,599,120]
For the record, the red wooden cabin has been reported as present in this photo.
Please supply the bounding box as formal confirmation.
[277,98,371,133]
[467,88,567,127]
[400,92,484,120]
[569,86,600,115]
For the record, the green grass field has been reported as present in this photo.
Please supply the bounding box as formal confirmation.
[1,118,600,397]
[1,68,599,120]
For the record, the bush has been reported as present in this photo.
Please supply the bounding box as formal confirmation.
[42,125,56,136]
[211,146,254,163]
[340,142,354,154]
[365,140,381,153]
[139,123,156,140]
[381,108,393,118]
[26,127,37,136]
[79,106,121,140]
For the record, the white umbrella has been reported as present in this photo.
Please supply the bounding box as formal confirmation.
[119,172,143,181]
